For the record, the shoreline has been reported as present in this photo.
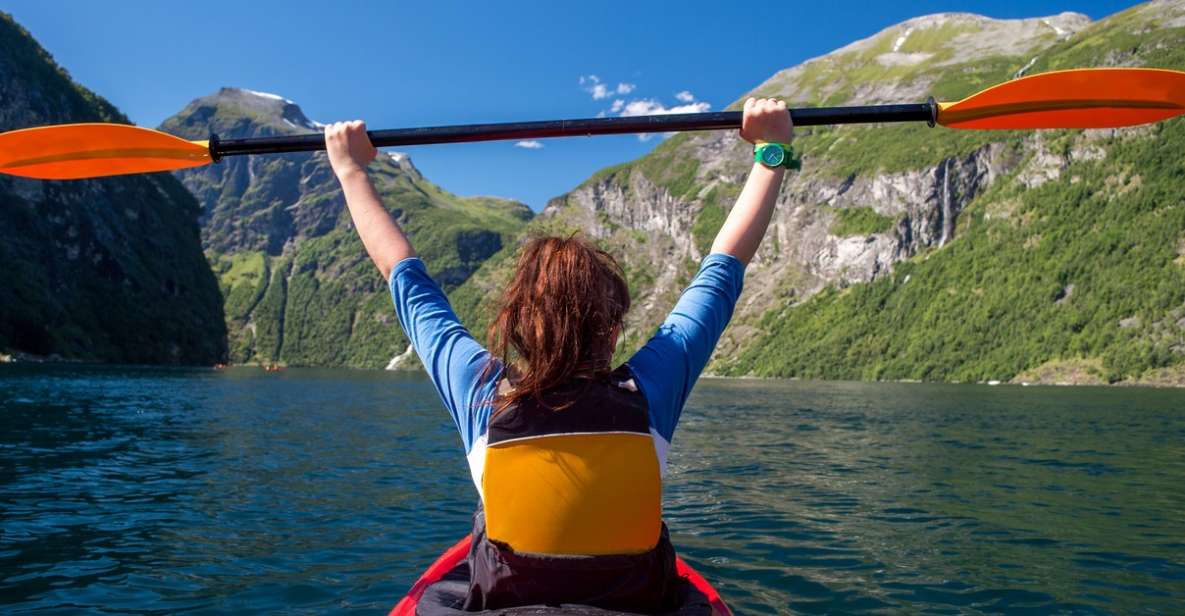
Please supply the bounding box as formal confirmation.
[700,373,1185,390]
[5,350,1185,390]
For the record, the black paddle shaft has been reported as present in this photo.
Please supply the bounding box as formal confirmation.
[209,100,937,160]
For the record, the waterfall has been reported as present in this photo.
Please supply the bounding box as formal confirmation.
[940,158,954,247]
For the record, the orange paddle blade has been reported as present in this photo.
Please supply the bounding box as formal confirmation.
[938,67,1185,130]
[0,123,211,180]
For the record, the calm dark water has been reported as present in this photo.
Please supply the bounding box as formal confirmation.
[2,365,1183,614]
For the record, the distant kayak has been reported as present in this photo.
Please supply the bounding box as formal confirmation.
[390,536,732,615]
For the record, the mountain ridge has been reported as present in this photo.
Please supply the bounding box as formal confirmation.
[449,0,1185,386]
[8,3,1181,383]
[161,87,533,368]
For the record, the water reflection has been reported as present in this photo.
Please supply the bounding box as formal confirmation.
[2,366,1183,614]
[668,379,1185,614]
[1,365,477,613]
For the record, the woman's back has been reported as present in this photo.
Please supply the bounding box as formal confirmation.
[388,244,745,611]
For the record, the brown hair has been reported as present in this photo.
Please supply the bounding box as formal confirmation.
[486,234,630,413]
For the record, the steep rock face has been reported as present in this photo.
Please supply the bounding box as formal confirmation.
[162,89,532,368]
[0,12,226,364]
[161,88,339,255]
[454,1,1185,384]
[512,133,1016,364]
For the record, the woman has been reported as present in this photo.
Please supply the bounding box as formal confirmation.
[326,98,794,613]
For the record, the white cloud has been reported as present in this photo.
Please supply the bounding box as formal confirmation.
[579,74,611,99]
[618,98,711,117]
[580,76,710,141]
[613,95,710,141]
[514,140,544,149]
[580,76,636,100]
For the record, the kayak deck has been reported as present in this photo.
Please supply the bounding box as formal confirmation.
[390,536,731,615]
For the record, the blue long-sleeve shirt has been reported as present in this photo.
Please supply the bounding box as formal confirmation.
[389,253,745,492]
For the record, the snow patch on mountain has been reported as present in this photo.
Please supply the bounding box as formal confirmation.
[892,27,914,52]
[1042,19,1068,37]
[242,89,294,104]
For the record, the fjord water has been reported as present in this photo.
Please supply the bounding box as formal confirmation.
[1,366,1183,614]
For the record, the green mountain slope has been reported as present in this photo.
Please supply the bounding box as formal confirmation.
[724,1,1185,384]
[161,90,532,368]
[0,12,226,364]
[454,1,1185,385]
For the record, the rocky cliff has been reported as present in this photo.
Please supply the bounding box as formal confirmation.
[454,0,1185,385]
[0,12,226,364]
[161,90,532,368]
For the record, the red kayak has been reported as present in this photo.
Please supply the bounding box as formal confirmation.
[390,536,732,615]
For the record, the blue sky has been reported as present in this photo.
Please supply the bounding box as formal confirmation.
[6,0,1139,210]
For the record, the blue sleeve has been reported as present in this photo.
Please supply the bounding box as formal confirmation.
[627,253,745,443]
[388,257,498,454]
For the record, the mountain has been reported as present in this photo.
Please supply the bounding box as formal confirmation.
[453,0,1185,386]
[161,89,532,368]
[0,12,226,364]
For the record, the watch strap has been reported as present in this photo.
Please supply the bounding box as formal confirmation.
[753,142,801,171]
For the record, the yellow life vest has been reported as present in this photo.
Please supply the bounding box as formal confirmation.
[481,368,662,556]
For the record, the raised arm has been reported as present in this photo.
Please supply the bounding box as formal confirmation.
[709,98,795,265]
[328,121,494,450]
[325,121,415,280]
[629,99,795,444]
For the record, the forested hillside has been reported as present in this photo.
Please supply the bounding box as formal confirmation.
[0,12,226,364]
[162,89,531,368]
[453,1,1185,386]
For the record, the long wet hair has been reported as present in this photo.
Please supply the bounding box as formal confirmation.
[486,234,630,413]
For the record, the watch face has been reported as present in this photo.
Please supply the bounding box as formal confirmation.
[762,146,784,166]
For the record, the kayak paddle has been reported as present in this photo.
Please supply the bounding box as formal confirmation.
[1,68,1182,181]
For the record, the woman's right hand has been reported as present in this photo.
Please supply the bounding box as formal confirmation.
[740,98,794,145]
[325,120,378,178]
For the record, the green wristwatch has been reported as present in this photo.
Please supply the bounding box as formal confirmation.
[753,142,801,170]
